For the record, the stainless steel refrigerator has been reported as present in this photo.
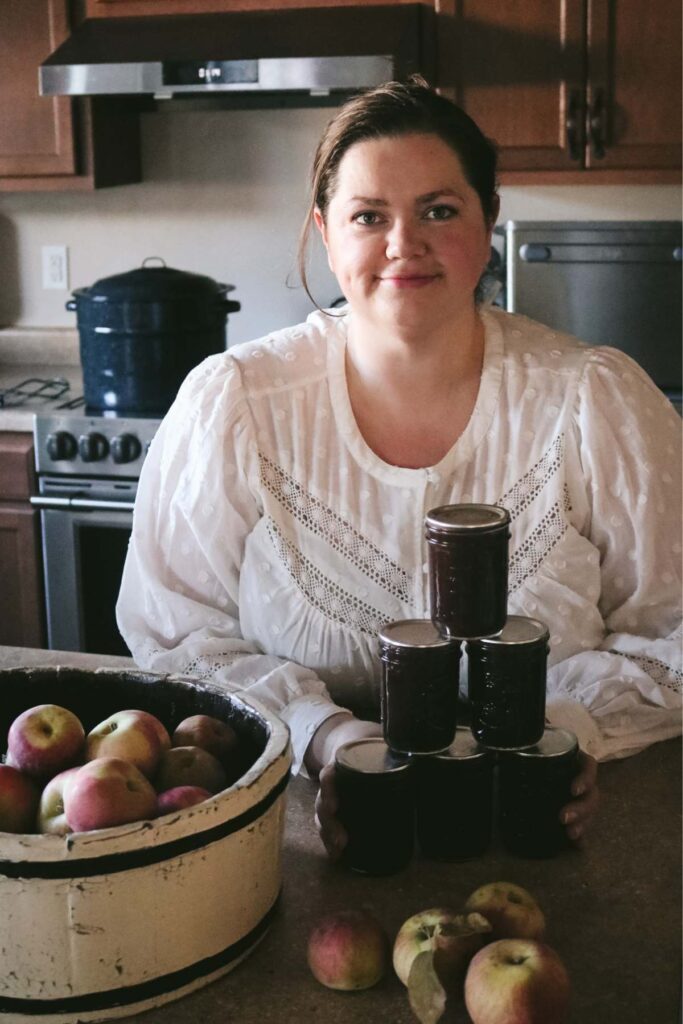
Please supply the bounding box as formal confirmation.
[499,221,682,404]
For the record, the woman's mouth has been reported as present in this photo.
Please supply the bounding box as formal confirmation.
[380,274,439,289]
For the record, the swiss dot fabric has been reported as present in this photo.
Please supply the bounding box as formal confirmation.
[117,307,682,771]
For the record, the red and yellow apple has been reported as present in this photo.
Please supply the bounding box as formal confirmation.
[393,907,492,989]
[0,764,39,833]
[63,756,157,832]
[464,938,570,1024]
[155,745,228,794]
[156,785,211,816]
[7,704,85,779]
[37,766,81,835]
[464,882,545,940]
[85,709,170,779]
[307,909,389,991]
[172,714,240,767]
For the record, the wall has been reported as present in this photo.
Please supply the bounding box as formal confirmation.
[0,106,680,346]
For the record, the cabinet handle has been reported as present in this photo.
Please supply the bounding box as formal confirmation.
[589,87,607,160]
[565,89,581,161]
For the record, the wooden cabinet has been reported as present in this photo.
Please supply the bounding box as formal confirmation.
[438,0,681,182]
[0,434,46,649]
[0,0,141,191]
[85,0,415,14]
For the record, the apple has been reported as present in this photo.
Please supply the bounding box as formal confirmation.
[464,882,546,940]
[155,746,228,794]
[63,757,158,832]
[156,785,212,816]
[307,909,389,991]
[7,704,85,779]
[392,908,492,989]
[172,714,240,769]
[86,709,171,779]
[0,764,39,833]
[36,766,81,835]
[465,939,570,1024]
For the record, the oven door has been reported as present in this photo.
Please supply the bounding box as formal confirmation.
[38,504,133,656]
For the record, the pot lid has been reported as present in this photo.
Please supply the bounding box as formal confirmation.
[79,258,235,302]
[425,504,511,533]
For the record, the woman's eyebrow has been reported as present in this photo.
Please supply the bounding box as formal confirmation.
[417,188,465,203]
[348,196,389,206]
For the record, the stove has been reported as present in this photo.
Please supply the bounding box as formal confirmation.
[31,409,162,656]
[34,410,161,490]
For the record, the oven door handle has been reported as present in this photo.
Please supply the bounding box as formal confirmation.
[30,495,136,512]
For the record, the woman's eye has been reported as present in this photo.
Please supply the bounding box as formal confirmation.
[353,211,382,226]
[425,205,457,221]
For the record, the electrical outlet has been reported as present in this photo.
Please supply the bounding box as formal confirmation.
[42,245,69,290]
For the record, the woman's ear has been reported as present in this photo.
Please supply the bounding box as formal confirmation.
[313,207,335,273]
[313,207,327,248]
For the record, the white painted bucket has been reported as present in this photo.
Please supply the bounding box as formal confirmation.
[0,667,291,1024]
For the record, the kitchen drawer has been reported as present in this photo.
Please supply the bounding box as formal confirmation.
[0,433,36,502]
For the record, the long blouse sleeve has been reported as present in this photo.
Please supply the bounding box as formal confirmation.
[116,355,352,774]
[544,347,682,761]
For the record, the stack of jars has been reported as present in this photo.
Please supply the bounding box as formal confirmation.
[335,504,579,876]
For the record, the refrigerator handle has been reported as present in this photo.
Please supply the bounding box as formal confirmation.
[565,88,582,161]
[588,87,607,160]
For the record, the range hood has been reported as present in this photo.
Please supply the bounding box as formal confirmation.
[40,5,434,99]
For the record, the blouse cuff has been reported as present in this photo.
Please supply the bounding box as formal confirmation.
[545,697,605,761]
[278,694,354,777]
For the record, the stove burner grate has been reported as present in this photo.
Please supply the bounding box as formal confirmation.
[0,377,71,408]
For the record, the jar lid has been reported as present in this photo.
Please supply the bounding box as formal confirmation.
[74,258,235,303]
[378,618,459,650]
[467,615,550,648]
[434,726,488,762]
[511,728,578,759]
[335,737,412,774]
[425,504,510,533]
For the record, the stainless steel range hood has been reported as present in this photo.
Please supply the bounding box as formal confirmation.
[40,6,433,99]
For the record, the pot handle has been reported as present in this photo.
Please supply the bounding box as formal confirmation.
[65,299,77,312]
[221,299,241,314]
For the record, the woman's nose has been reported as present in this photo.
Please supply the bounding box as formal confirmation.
[385,219,427,259]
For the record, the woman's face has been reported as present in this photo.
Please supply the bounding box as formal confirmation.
[315,132,497,337]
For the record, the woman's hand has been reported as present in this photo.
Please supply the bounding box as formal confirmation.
[560,751,599,842]
[306,714,383,860]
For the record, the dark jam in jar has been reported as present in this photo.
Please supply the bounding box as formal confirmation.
[497,728,579,858]
[378,619,460,755]
[335,737,415,876]
[425,504,511,640]
[416,727,494,861]
[467,615,549,750]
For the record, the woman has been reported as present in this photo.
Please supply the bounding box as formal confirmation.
[117,79,680,858]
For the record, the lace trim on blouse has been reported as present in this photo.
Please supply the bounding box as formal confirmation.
[500,433,564,521]
[260,453,412,601]
[266,519,386,636]
[606,651,683,694]
[508,485,573,594]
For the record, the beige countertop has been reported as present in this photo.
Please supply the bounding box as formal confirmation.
[0,328,81,432]
[0,645,681,1023]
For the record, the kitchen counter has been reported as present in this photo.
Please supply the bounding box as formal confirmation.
[0,327,81,431]
[1,646,681,1023]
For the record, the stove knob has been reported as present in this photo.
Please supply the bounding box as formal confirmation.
[78,432,109,462]
[46,431,78,462]
[110,433,142,465]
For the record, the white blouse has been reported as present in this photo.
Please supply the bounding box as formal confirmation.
[117,307,682,772]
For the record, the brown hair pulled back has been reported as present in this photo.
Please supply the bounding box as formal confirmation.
[298,77,499,308]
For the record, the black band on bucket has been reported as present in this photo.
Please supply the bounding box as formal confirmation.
[0,891,280,1015]
[0,768,289,880]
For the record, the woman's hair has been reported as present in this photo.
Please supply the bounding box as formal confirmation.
[298,76,499,306]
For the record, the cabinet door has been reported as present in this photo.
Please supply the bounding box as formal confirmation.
[440,0,587,172]
[0,0,76,176]
[0,505,46,649]
[86,0,413,15]
[586,0,681,170]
